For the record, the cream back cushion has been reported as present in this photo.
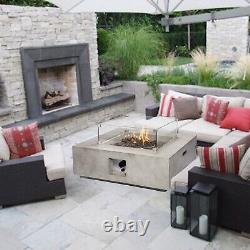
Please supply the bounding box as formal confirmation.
[0,127,10,161]
[243,98,250,108]
[239,147,250,181]
[202,95,245,117]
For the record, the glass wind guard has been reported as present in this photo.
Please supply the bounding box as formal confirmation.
[97,121,178,151]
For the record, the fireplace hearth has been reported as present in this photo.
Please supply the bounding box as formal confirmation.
[21,44,93,119]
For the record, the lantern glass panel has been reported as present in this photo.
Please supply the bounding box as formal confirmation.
[171,184,189,229]
[190,182,218,241]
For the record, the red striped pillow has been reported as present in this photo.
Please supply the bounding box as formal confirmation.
[197,145,246,175]
[158,93,174,117]
[204,96,229,125]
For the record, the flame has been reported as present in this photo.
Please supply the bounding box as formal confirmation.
[123,127,151,146]
[139,128,150,145]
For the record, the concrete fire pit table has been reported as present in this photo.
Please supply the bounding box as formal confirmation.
[73,126,197,191]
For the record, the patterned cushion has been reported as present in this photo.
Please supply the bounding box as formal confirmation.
[158,90,191,117]
[239,147,250,181]
[203,96,229,125]
[2,122,42,159]
[197,145,246,175]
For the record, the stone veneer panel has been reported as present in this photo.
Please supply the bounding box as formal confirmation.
[0,5,102,124]
[206,17,249,60]
[40,100,134,142]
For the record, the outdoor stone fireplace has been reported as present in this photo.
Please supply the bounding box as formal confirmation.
[21,44,93,119]
[0,5,134,142]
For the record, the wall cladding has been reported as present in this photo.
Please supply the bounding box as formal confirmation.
[0,4,101,125]
[206,17,249,60]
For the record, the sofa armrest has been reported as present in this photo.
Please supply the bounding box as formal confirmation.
[145,104,159,120]
[188,167,250,233]
[0,155,45,170]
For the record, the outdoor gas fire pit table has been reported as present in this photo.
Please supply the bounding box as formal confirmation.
[73,124,197,190]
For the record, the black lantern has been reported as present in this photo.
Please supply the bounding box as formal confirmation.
[171,183,189,229]
[190,182,218,241]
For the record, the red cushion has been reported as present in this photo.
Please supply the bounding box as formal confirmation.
[220,108,250,132]
[197,145,246,175]
[204,96,229,125]
[2,122,42,159]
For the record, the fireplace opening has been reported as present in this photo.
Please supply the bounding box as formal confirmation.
[37,64,78,113]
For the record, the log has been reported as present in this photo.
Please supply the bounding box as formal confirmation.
[42,92,70,108]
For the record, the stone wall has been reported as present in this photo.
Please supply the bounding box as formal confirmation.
[206,17,249,60]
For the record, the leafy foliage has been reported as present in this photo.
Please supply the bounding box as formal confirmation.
[103,24,165,79]
[1,0,53,7]
[97,13,206,53]
[175,45,190,57]
[139,69,235,102]
[230,55,250,89]
[97,28,110,55]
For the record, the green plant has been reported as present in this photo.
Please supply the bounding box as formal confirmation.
[97,28,110,55]
[175,45,190,57]
[1,0,53,6]
[139,67,236,100]
[104,24,165,79]
[230,55,250,89]
[140,69,195,102]
[145,74,162,102]
[191,48,217,83]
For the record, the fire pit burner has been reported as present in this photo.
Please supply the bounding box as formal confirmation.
[114,128,157,149]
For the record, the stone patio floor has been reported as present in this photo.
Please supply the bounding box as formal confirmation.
[1,112,250,250]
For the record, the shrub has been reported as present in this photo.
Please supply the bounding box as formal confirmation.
[139,69,195,102]
[99,57,115,86]
[230,55,250,89]
[104,24,165,79]
[191,48,217,83]
[175,45,190,57]
[97,28,110,55]
[139,68,234,101]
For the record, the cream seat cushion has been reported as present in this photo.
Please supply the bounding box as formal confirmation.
[170,157,201,189]
[212,130,250,147]
[179,118,231,143]
[31,144,65,181]
[0,127,10,161]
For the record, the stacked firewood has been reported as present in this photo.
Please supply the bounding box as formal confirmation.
[42,91,70,110]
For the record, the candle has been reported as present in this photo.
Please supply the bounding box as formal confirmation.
[176,206,185,225]
[199,215,208,235]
